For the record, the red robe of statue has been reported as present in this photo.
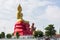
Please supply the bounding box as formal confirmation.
[14,20,32,36]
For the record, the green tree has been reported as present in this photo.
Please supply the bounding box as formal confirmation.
[0,34,2,38]
[6,34,12,39]
[33,30,43,38]
[0,32,5,39]
[45,24,56,37]
[16,32,20,39]
[1,32,5,38]
[12,33,14,36]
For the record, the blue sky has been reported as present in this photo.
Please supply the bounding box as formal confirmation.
[0,0,60,34]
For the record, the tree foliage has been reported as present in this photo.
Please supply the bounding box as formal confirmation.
[33,30,43,38]
[12,33,14,36]
[1,32,5,38]
[0,32,5,39]
[45,24,56,37]
[16,32,20,39]
[6,34,12,39]
[0,34,2,38]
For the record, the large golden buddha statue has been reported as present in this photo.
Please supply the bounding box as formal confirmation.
[14,4,36,36]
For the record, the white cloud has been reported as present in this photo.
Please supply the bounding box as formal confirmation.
[20,0,52,16]
[37,5,60,22]
[45,6,60,21]
[0,0,18,34]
